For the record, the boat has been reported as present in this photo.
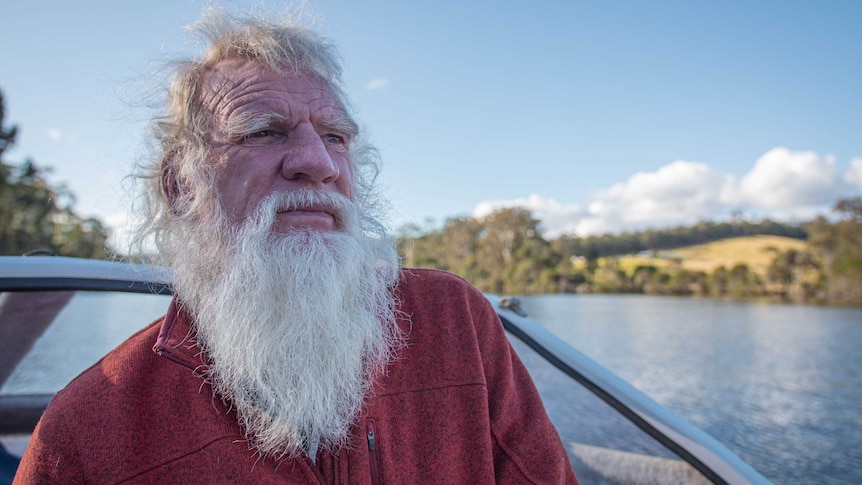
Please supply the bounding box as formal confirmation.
[0,255,771,484]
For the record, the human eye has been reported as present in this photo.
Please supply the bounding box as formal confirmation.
[321,133,346,144]
[247,130,273,138]
[241,129,284,145]
[318,116,356,146]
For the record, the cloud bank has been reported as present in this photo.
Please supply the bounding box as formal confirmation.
[473,148,862,238]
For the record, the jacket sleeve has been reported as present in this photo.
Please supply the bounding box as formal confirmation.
[470,292,579,484]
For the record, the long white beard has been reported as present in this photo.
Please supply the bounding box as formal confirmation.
[169,189,403,460]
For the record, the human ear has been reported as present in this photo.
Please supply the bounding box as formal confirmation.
[159,153,184,214]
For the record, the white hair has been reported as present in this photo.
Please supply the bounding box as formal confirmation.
[130,8,385,261]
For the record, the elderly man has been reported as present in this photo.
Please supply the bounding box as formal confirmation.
[15,11,576,484]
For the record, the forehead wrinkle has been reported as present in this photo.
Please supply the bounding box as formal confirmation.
[212,78,289,114]
[219,88,296,126]
[305,90,352,128]
[201,66,282,117]
[225,90,346,133]
[201,62,351,137]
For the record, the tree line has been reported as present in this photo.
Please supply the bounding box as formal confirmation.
[398,201,862,306]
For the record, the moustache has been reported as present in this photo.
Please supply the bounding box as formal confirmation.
[251,189,357,232]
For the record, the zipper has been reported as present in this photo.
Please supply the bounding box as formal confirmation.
[366,420,382,485]
[306,456,327,485]
[156,349,195,370]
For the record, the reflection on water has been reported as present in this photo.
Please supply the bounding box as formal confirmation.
[520,294,862,485]
[508,335,713,484]
[1,292,172,394]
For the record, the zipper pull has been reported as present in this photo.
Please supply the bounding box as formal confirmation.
[365,420,382,485]
[366,421,376,450]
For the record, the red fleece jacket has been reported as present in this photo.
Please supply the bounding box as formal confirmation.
[15,268,577,484]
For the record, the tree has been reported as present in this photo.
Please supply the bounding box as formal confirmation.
[0,91,17,159]
[727,264,763,298]
[473,208,554,294]
[707,266,729,297]
[590,259,631,293]
[440,216,483,282]
[835,197,862,223]
[804,198,862,304]
[0,90,109,258]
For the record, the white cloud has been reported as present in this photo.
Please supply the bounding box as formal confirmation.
[472,148,861,237]
[473,194,585,238]
[845,157,862,187]
[739,148,838,208]
[47,128,80,146]
[552,160,740,236]
[599,160,737,225]
[366,78,390,90]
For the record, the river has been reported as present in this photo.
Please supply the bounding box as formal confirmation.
[518,294,862,485]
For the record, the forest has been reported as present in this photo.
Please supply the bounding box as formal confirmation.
[2,89,860,305]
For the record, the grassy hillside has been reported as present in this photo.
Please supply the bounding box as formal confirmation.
[617,235,808,276]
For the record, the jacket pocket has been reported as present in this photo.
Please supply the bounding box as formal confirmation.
[365,419,382,485]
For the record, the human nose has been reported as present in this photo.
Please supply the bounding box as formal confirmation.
[281,124,339,185]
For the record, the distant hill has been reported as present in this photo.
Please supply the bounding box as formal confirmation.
[555,220,807,260]
[666,235,808,275]
[610,235,808,277]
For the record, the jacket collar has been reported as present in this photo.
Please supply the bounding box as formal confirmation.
[152,297,209,372]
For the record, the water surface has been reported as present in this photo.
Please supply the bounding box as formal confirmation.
[520,294,862,484]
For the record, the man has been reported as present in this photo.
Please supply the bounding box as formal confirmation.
[15,10,576,484]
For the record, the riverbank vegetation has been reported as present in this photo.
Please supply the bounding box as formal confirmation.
[398,200,862,306]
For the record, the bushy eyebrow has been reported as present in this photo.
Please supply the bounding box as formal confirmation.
[222,112,285,139]
[219,111,358,141]
[319,115,359,139]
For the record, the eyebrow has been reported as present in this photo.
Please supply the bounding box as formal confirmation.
[319,115,359,139]
[220,111,359,141]
[222,112,285,139]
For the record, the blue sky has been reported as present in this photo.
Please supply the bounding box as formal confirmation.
[2,1,860,245]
